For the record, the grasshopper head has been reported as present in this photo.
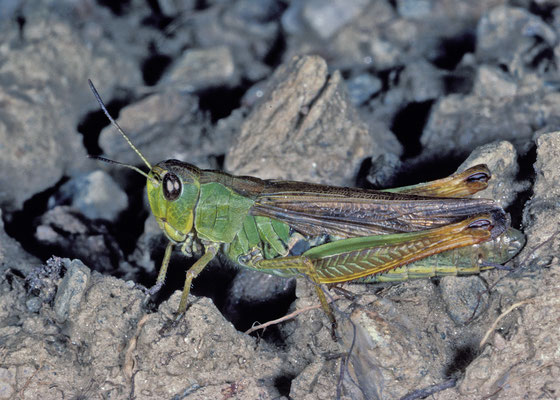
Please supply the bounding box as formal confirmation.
[88,80,201,244]
[147,160,201,243]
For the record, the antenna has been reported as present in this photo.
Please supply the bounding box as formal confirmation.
[88,79,152,170]
[88,155,151,180]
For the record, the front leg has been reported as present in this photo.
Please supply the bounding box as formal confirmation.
[143,241,174,297]
[175,242,220,318]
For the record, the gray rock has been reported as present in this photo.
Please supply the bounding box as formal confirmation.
[157,0,197,16]
[0,4,140,212]
[283,0,397,70]
[53,259,91,323]
[225,55,379,186]
[281,0,305,35]
[522,132,560,265]
[98,89,214,169]
[25,256,64,304]
[241,81,268,107]
[439,275,489,325]
[162,46,238,92]
[1,2,559,399]
[34,206,124,273]
[285,0,371,40]
[366,152,402,189]
[300,0,370,39]
[127,215,168,279]
[473,65,518,99]
[476,6,556,75]
[190,1,280,81]
[401,60,445,102]
[48,171,128,222]
[0,0,22,19]
[396,0,432,18]
[346,73,382,105]
[25,297,42,313]
[287,279,454,400]
[456,133,560,398]
[367,37,403,70]
[419,88,560,157]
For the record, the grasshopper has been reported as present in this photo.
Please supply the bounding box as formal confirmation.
[88,81,520,333]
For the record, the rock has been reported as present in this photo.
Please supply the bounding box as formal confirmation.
[300,0,370,40]
[458,273,560,397]
[476,6,556,75]
[0,269,145,398]
[34,206,124,273]
[396,0,432,18]
[0,4,140,212]
[162,46,238,92]
[366,152,402,189]
[48,171,128,222]
[25,256,65,305]
[473,65,517,99]
[287,279,454,399]
[346,73,382,105]
[53,259,91,323]
[223,269,296,329]
[132,293,286,398]
[1,1,559,398]
[283,0,397,70]
[189,1,280,81]
[225,55,383,186]
[0,0,22,19]
[98,89,214,169]
[401,60,445,102]
[419,88,560,158]
[157,0,197,16]
[227,270,295,305]
[454,131,560,398]
[522,132,560,262]
[290,359,345,399]
[127,214,168,280]
[439,275,489,325]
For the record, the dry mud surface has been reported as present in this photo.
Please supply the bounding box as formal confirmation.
[1,1,559,399]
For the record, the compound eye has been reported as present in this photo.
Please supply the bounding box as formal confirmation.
[162,172,182,201]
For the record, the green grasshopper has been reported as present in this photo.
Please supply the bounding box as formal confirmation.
[88,81,518,332]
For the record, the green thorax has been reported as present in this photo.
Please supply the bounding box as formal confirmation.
[146,160,257,244]
[194,181,255,243]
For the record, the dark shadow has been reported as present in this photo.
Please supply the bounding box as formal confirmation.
[96,0,131,16]
[3,177,68,260]
[431,32,476,71]
[391,100,434,159]
[274,373,296,397]
[78,97,130,156]
[141,52,173,86]
[445,344,478,377]
[198,84,249,123]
